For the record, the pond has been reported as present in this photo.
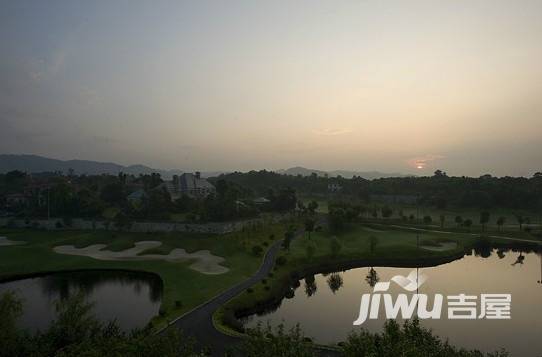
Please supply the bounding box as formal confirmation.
[244,248,542,357]
[0,270,163,332]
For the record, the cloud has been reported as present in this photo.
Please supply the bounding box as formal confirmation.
[407,154,445,170]
[313,128,353,136]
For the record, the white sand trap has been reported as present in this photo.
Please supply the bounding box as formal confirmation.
[420,242,457,251]
[53,241,228,275]
[0,236,25,246]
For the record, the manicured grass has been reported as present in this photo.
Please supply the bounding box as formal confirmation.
[216,223,477,334]
[0,224,286,329]
[378,204,541,231]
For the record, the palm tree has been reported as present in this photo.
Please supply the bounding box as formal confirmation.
[515,214,525,231]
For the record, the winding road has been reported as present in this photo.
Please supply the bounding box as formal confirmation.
[164,240,282,356]
[162,219,337,356]
[161,220,539,355]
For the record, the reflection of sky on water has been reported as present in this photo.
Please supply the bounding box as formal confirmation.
[245,248,542,357]
[0,271,162,332]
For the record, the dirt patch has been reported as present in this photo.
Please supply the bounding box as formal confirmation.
[53,241,228,275]
[0,236,25,246]
[420,242,457,252]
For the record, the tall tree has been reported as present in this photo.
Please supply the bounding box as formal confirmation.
[304,218,315,239]
[455,215,463,227]
[496,216,505,232]
[480,211,490,232]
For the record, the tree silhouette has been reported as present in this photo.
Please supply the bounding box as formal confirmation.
[515,214,525,231]
[307,200,318,215]
[327,273,343,294]
[455,215,463,227]
[330,236,341,257]
[304,275,317,297]
[304,218,315,239]
[282,227,295,251]
[365,267,380,288]
[479,211,490,232]
[305,243,315,261]
[496,216,505,232]
[464,219,473,232]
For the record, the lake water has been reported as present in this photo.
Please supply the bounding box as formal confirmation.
[0,270,163,332]
[244,248,542,356]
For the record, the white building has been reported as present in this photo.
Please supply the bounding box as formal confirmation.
[163,172,215,200]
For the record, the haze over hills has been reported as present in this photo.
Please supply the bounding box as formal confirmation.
[276,166,410,179]
[0,154,190,178]
[0,154,408,180]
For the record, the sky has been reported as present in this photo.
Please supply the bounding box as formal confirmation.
[1,0,541,177]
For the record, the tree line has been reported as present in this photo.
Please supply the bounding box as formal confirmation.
[213,170,542,210]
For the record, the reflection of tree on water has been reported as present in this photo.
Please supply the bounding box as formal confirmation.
[39,271,163,303]
[327,273,343,294]
[365,267,379,288]
[511,252,525,266]
[473,244,492,258]
[285,287,295,299]
[304,275,317,297]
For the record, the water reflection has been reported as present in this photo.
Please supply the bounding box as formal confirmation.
[304,275,317,297]
[365,267,379,288]
[245,246,542,357]
[326,273,343,294]
[0,270,163,332]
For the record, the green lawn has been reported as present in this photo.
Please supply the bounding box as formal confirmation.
[216,223,479,334]
[0,224,286,329]
[381,205,541,231]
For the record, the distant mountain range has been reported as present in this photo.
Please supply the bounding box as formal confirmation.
[0,155,408,180]
[0,154,192,178]
[276,166,409,179]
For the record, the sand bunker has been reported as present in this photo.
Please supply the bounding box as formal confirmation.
[420,242,457,251]
[0,236,25,246]
[53,241,228,275]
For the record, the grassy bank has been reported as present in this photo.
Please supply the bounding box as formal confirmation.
[0,222,288,329]
[215,223,478,335]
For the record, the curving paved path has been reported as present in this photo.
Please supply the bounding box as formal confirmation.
[162,219,337,356]
[164,239,282,356]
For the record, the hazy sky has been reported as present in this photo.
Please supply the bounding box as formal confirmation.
[1,1,541,176]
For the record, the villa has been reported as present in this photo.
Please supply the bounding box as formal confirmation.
[162,172,215,200]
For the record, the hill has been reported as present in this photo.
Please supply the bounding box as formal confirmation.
[277,166,409,179]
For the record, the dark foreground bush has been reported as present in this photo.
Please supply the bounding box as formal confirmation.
[341,319,508,357]
[236,319,509,357]
[0,291,201,357]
